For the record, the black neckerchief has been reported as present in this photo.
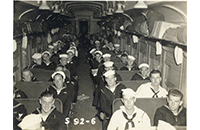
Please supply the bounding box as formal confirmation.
[150,87,160,98]
[122,112,137,130]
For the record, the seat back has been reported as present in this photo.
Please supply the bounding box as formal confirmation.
[119,80,149,91]
[15,98,63,114]
[114,63,125,70]
[15,81,52,98]
[31,69,54,81]
[111,57,121,63]
[112,98,167,126]
[116,71,139,81]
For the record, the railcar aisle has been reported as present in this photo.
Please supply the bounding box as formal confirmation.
[68,47,102,130]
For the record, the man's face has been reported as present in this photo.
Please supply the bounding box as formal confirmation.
[105,66,114,71]
[95,54,101,61]
[150,73,162,86]
[55,67,64,71]
[39,96,55,113]
[167,95,183,112]
[67,52,74,58]
[42,54,50,62]
[34,58,42,65]
[103,57,111,62]
[121,56,128,64]
[127,59,134,66]
[105,75,116,87]
[123,95,136,110]
[60,58,67,65]
[140,67,149,77]
[53,75,63,89]
[22,71,32,82]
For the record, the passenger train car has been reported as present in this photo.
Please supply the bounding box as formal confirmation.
[13,1,187,130]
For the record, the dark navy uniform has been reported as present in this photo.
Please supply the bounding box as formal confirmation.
[32,107,66,130]
[154,105,186,126]
[46,82,75,117]
[120,65,137,71]
[92,73,122,108]
[98,83,126,130]
[41,61,57,70]
[131,72,150,80]
[13,100,27,130]
[97,83,126,118]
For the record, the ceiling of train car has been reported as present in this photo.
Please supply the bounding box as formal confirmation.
[14,1,187,24]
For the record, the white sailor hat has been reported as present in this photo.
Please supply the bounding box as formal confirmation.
[94,50,103,56]
[70,42,75,46]
[138,63,149,69]
[103,53,111,58]
[128,55,135,61]
[114,44,120,47]
[66,49,75,55]
[32,53,42,59]
[48,45,54,49]
[59,54,68,58]
[53,42,58,46]
[122,88,136,97]
[95,40,100,44]
[89,48,96,54]
[104,61,114,67]
[42,51,51,57]
[51,71,66,81]
[103,70,115,77]
[18,114,42,130]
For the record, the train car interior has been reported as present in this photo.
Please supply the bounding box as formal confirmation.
[12,1,188,130]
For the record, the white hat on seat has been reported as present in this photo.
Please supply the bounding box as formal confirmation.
[18,114,42,130]
[32,53,42,59]
[138,63,149,69]
[103,53,111,58]
[103,70,115,77]
[59,54,68,58]
[103,61,114,67]
[51,71,66,81]
[122,88,136,97]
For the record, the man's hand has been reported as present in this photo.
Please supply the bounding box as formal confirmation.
[99,112,106,120]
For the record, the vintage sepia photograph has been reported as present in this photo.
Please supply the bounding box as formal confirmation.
[13,1,187,130]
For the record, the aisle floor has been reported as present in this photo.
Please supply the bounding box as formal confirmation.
[68,48,102,130]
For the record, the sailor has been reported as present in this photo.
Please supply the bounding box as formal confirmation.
[136,70,168,98]
[41,51,57,70]
[46,71,75,117]
[30,53,43,69]
[120,55,137,71]
[32,91,67,130]
[13,91,27,130]
[154,89,186,126]
[97,70,126,130]
[131,63,150,80]
[21,69,37,82]
[107,88,151,130]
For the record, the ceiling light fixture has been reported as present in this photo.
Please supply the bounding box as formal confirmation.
[134,1,148,9]
[39,0,50,10]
